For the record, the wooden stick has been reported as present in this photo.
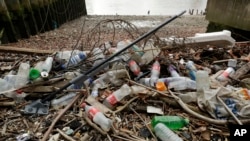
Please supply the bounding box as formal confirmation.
[0,45,54,54]
[56,128,76,141]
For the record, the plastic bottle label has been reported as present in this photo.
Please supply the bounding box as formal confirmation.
[88,108,99,120]
[106,94,118,106]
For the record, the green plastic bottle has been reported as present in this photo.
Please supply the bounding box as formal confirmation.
[151,116,189,130]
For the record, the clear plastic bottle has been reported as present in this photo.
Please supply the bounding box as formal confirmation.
[139,78,151,87]
[151,116,189,130]
[15,62,30,88]
[40,57,53,78]
[168,78,196,91]
[185,61,197,80]
[51,92,77,108]
[103,84,132,109]
[196,70,210,91]
[159,77,187,85]
[62,52,86,69]
[128,59,143,76]
[81,103,112,132]
[91,74,109,97]
[168,64,180,77]
[216,67,235,82]
[150,60,161,87]
[153,123,183,141]
[92,47,105,67]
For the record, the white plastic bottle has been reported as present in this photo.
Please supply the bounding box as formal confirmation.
[128,60,143,76]
[168,64,180,77]
[153,123,183,141]
[150,60,161,87]
[216,67,235,82]
[103,84,132,109]
[41,57,53,78]
[81,103,112,132]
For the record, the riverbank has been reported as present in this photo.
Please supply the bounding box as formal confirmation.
[4,15,209,50]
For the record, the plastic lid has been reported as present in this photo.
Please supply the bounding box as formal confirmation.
[29,68,41,80]
[79,52,86,60]
[156,81,167,91]
[41,71,49,78]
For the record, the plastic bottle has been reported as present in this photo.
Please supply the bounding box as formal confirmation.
[168,78,196,91]
[158,77,187,85]
[51,92,77,108]
[40,57,53,78]
[139,78,151,87]
[168,64,180,77]
[81,103,112,131]
[151,116,189,130]
[128,59,143,76]
[106,69,127,86]
[216,67,235,82]
[150,60,161,87]
[196,70,210,91]
[153,123,183,141]
[62,52,86,69]
[231,62,250,80]
[103,84,132,109]
[15,62,30,88]
[92,47,105,67]
[185,61,197,80]
[91,74,108,97]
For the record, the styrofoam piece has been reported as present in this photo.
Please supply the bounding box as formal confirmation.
[162,30,236,47]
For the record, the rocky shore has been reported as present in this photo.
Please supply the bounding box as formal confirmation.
[4,15,209,51]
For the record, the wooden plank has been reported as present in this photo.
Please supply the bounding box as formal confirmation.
[0,45,54,54]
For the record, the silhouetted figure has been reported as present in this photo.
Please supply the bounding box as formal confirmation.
[148,10,150,15]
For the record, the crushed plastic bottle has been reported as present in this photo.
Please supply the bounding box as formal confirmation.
[14,62,30,88]
[139,78,151,87]
[151,116,189,130]
[150,60,161,87]
[91,74,109,97]
[103,84,132,109]
[92,47,105,67]
[216,67,235,82]
[51,92,77,108]
[168,64,180,77]
[81,103,112,131]
[153,123,183,141]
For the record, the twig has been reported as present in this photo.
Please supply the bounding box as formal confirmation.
[127,79,172,98]
[0,101,15,106]
[41,93,82,141]
[56,128,76,141]
[216,95,242,125]
[111,135,132,141]
[82,112,107,135]
[129,106,157,140]
[80,133,90,141]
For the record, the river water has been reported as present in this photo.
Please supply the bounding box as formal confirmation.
[85,0,207,15]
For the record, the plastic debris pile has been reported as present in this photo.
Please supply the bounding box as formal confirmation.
[0,26,250,141]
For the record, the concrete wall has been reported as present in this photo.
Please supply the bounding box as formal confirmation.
[206,0,250,31]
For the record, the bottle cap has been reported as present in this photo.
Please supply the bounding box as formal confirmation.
[156,81,167,91]
[29,68,41,80]
[41,71,49,78]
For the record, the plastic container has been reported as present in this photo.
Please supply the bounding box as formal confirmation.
[196,70,210,91]
[40,57,53,78]
[168,78,196,91]
[150,60,161,87]
[186,61,197,80]
[81,103,112,131]
[128,59,143,76]
[62,52,86,69]
[216,67,235,82]
[139,78,151,87]
[151,116,189,130]
[153,123,183,141]
[103,84,132,109]
[15,62,30,88]
[51,92,77,108]
[168,64,180,77]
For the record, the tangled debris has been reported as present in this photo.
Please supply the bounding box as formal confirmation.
[0,14,250,141]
